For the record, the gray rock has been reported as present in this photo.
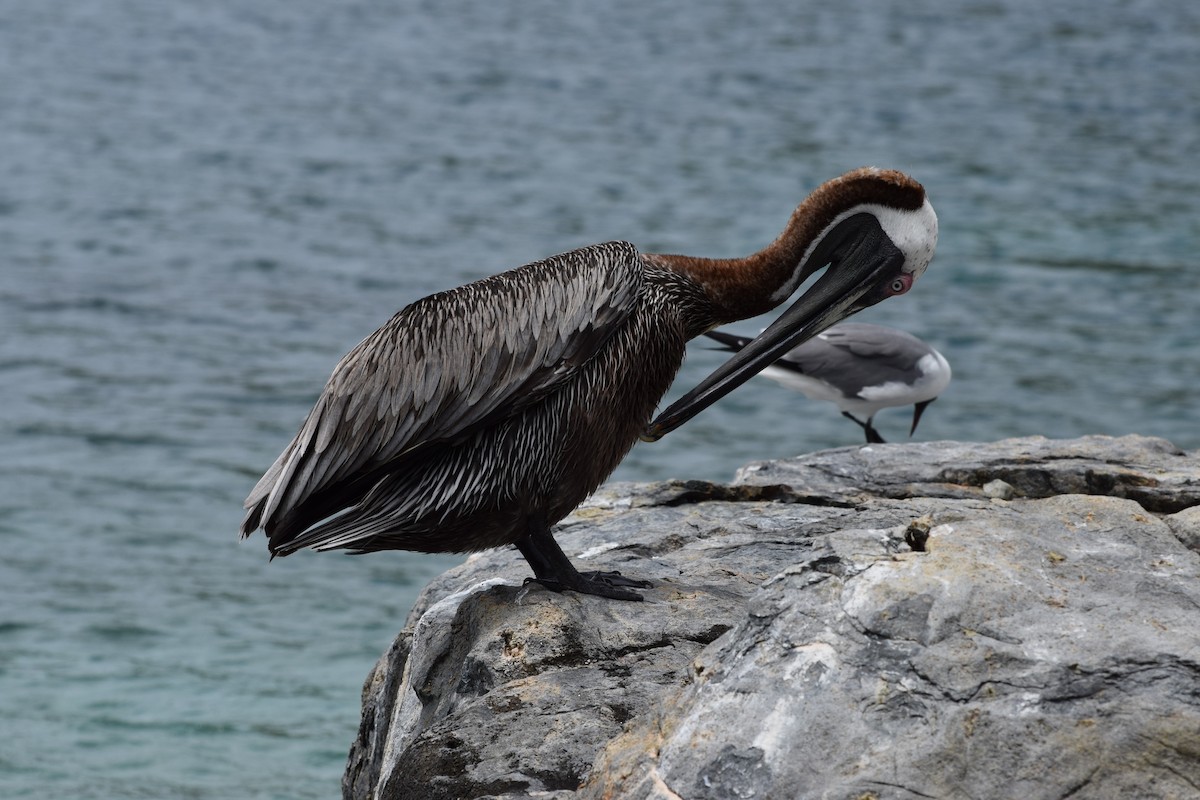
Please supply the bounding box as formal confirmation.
[344,436,1200,800]
[733,435,1199,513]
[1166,505,1200,554]
[981,477,1014,499]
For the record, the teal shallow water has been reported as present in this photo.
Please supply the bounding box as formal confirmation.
[2,0,1198,796]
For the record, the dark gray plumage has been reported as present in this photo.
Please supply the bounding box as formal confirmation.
[245,243,705,565]
[241,168,938,601]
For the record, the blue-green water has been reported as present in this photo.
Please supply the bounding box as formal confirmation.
[2,1,1197,797]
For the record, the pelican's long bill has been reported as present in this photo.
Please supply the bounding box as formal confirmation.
[642,230,907,442]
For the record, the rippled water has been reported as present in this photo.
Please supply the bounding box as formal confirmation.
[2,0,1197,796]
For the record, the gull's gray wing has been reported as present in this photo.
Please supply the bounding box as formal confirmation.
[778,323,931,397]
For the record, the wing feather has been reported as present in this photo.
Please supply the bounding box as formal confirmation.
[817,323,923,365]
[242,241,643,539]
[783,324,928,399]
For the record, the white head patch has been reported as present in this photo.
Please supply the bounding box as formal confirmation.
[772,196,939,304]
[871,197,938,278]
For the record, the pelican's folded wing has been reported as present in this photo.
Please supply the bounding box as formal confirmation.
[241,241,644,540]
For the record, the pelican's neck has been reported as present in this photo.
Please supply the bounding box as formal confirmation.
[645,240,807,326]
[645,167,929,326]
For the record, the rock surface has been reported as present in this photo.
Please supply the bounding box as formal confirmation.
[343,436,1200,800]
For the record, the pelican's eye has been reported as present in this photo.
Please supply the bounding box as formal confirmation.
[887,274,913,296]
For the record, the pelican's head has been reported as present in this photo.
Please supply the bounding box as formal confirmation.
[644,168,938,441]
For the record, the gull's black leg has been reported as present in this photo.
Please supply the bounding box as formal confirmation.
[514,520,649,601]
[842,411,887,444]
[864,416,886,444]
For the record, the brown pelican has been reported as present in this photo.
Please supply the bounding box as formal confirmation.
[704,323,951,444]
[240,167,938,601]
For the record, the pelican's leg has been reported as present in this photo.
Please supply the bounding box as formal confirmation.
[515,522,650,601]
[842,411,887,444]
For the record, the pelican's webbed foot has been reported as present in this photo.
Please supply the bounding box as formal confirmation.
[515,526,649,602]
[524,571,650,601]
[581,570,653,589]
